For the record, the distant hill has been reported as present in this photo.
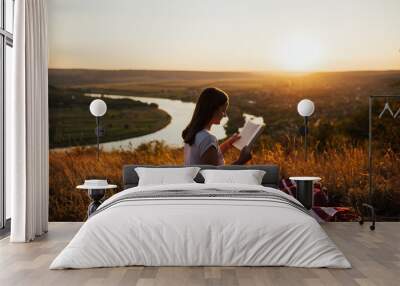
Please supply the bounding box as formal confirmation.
[48,68,400,92]
[48,69,256,88]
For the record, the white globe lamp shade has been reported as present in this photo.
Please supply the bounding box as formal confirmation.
[297,99,315,117]
[90,99,107,117]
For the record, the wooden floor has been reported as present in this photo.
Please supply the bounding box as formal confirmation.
[0,222,399,286]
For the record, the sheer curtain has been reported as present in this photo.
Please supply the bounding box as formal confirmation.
[7,0,49,242]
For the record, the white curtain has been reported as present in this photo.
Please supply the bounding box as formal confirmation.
[7,0,49,242]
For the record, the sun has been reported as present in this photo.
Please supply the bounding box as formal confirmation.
[278,36,323,72]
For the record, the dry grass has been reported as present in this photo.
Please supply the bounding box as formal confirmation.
[49,139,400,221]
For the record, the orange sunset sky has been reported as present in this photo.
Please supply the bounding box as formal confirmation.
[48,0,400,72]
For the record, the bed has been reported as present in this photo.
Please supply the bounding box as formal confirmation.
[50,165,351,269]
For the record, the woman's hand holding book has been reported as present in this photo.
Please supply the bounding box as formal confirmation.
[220,133,241,153]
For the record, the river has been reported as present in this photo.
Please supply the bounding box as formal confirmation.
[86,93,263,151]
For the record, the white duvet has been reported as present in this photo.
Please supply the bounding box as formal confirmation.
[50,183,351,269]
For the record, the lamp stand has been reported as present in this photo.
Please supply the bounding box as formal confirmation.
[304,116,309,162]
[94,116,105,160]
[96,117,100,160]
[94,117,105,160]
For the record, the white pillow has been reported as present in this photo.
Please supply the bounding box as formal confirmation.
[135,167,201,186]
[200,169,266,185]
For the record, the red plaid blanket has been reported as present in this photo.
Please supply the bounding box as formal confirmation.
[279,179,358,222]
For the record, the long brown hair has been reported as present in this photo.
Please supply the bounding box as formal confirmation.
[182,87,228,145]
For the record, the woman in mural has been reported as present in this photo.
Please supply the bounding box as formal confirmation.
[182,87,252,165]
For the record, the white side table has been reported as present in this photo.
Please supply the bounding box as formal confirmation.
[77,180,117,216]
[289,176,321,210]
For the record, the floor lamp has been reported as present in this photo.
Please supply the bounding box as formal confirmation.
[297,99,315,161]
[89,99,107,160]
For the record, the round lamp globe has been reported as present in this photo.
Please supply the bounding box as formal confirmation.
[297,99,315,117]
[90,99,107,117]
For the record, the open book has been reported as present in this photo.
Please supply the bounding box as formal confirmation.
[232,120,265,150]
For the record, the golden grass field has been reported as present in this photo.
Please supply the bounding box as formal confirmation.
[49,137,400,221]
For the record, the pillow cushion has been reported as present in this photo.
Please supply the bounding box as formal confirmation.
[200,169,266,185]
[135,167,201,186]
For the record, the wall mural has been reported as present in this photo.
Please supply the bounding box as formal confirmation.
[48,0,400,221]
